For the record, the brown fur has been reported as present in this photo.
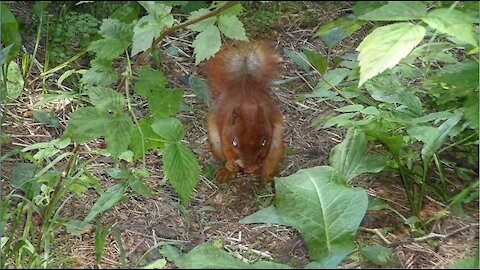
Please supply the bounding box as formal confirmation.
[204,41,285,182]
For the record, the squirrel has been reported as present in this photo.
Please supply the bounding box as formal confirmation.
[203,41,285,182]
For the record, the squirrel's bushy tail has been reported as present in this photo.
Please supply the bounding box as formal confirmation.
[204,41,282,97]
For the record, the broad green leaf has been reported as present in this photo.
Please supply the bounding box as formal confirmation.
[307,68,351,98]
[403,42,457,64]
[88,38,127,60]
[365,127,403,161]
[411,111,454,124]
[162,142,199,204]
[329,128,386,183]
[11,162,38,194]
[463,95,479,131]
[127,173,153,198]
[283,48,310,72]
[188,75,211,104]
[32,109,60,128]
[143,259,167,269]
[220,3,244,17]
[303,49,328,75]
[134,66,168,97]
[87,86,124,112]
[130,116,165,160]
[131,15,162,56]
[1,3,21,65]
[85,184,126,222]
[422,8,477,46]
[180,1,207,13]
[64,219,92,236]
[322,112,357,129]
[81,58,118,86]
[360,245,395,267]
[149,87,183,119]
[275,166,368,262]
[352,1,387,16]
[357,23,426,86]
[192,25,221,65]
[359,1,427,21]
[397,91,422,116]
[335,104,364,113]
[104,113,134,158]
[314,15,366,50]
[160,243,290,269]
[239,205,288,226]
[5,61,24,100]
[217,15,248,41]
[304,253,349,269]
[361,106,380,115]
[109,2,141,23]
[186,8,216,32]
[367,198,392,211]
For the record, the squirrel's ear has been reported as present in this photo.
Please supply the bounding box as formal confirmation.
[232,107,240,125]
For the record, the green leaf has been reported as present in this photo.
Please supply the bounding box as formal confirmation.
[142,259,167,269]
[81,58,119,87]
[217,15,248,41]
[307,68,351,98]
[32,109,60,128]
[239,205,288,226]
[335,104,364,113]
[220,3,244,17]
[88,38,127,60]
[356,23,426,86]
[275,166,368,262]
[162,142,199,204]
[134,66,168,97]
[64,219,92,236]
[5,61,24,100]
[87,86,124,112]
[105,113,134,158]
[283,48,310,72]
[186,8,216,32]
[88,19,133,59]
[127,173,153,198]
[188,75,211,104]
[359,1,427,21]
[463,94,479,131]
[422,8,477,46]
[360,245,395,267]
[314,15,366,50]
[109,3,141,23]
[352,1,387,16]
[303,49,328,75]
[329,128,386,183]
[361,106,380,116]
[322,112,357,129]
[192,25,221,65]
[131,15,162,56]
[149,87,183,119]
[1,3,22,65]
[11,162,39,194]
[85,184,126,223]
[448,255,479,269]
[130,116,165,160]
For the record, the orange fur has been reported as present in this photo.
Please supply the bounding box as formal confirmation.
[204,41,285,182]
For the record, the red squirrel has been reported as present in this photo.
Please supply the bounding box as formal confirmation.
[203,41,285,182]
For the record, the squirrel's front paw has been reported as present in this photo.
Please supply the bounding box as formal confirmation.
[215,168,235,182]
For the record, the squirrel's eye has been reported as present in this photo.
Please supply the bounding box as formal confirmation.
[232,137,238,147]
[261,139,267,147]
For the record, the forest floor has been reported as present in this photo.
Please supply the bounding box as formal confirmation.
[2,1,478,269]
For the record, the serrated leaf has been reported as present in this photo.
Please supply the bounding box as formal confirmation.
[239,205,288,226]
[360,245,395,267]
[85,184,126,223]
[139,2,173,27]
[127,173,153,198]
[163,143,199,204]
[422,8,477,46]
[88,19,133,59]
[130,116,164,160]
[151,117,184,143]
[1,3,22,65]
[81,58,118,86]
[303,49,328,75]
[314,15,366,50]
[275,166,368,262]
[88,38,127,59]
[220,3,244,17]
[217,15,248,41]
[134,66,168,97]
[192,25,221,65]
[357,23,426,86]
[132,15,162,56]
[188,75,211,104]
[32,109,60,128]
[186,8,216,32]
[359,1,427,21]
[104,113,134,158]
[87,86,124,112]
[149,87,183,118]
[329,128,386,183]
[5,61,24,100]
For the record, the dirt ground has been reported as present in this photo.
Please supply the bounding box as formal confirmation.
[2,1,478,269]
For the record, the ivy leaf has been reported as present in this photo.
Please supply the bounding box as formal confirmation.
[130,116,164,160]
[422,8,477,46]
[186,8,216,32]
[134,66,168,97]
[131,15,161,56]
[192,25,221,65]
[151,117,184,143]
[87,86,124,112]
[81,58,118,87]
[162,142,199,204]
[359,1,427,21]
[329,128,386,183]
[356,22,426,86]
[84,184,126,223]
[149,88,183,119]
[217,15,248,41]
